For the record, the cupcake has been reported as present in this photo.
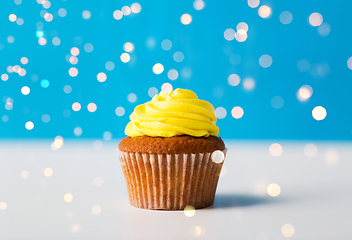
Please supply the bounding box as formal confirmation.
[118,88,226,210]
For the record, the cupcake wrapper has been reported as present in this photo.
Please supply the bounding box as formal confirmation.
[117,150,227,210]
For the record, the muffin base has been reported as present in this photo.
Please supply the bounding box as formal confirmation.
[118,150,226,210]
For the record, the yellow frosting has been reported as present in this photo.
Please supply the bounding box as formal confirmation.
[125,88,219,137]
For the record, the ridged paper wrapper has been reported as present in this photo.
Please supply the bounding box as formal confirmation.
[117,149,227,210]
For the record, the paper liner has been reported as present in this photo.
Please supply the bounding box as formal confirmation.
[117,149,227,210]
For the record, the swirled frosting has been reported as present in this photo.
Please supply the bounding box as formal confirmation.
[125,88,219,137]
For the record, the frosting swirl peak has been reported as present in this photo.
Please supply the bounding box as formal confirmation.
[125,88,219,137]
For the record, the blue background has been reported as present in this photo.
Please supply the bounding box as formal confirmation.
[1,0,351,140]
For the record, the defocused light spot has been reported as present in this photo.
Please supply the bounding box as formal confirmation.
[84,43,94,52]
[271,96,284,109]
[211,150,225,163]
[123,42,134,52]
[281,224,295,237]
[167,69,178,80]
[243,77,255,91]
[5,102,13,110]
[63,85,72,94]
[82,10,91,19]
[297,59,311,72]
[215,107,227,119]
[42,1,51,9]
[161,39,172,51]
[74,127,82,136]
[64,193,73,202]
[70,47,79,56]
[224,28,235,41]
[258,5,271,18]
[38,38,46,45]
[42,114,50,123]
[70,224,80,233]
[267,183,281,197]
[20,57,28,65]
[105,61,115,71]
[113,10,123,20]
[181,14,192,25]
[190,226,201,237]
[69,56,78,65]
[44,168,53,177]
[87,103,97,112]
[21,170,29,178]
[309,12,323,27]
[297,85,313,101]
[269,143,283,156]
[15,0,22,5]
[52,37,61,46]
[2,115,9,122]
[279,11,293,24]
[69,67,78,77]
[94,177,104,186]
[72,102,81,112]
[184,205,195,217]
[304,143,318,157]
[92,205,101,215]
[325,149,338,165]
[248,0,260,8]
[259,54,273,68]
[235,32,247,42]
[228,74,241,86]
[152,63,164,74]
[318,23,331,36]
[18,68,26,77]
[312,106,327,121]
[229,53,241,66]
[127,93,137,103]
[231,106,244,119]
[7,36,14,43]
[161,83,173,93]
[25,121,34,130]
[93,140,103,150]
[58,8,67,17]
[14,18,23,25]
[146,37,156,49]
[97,72,107,82]
[7,66,14,73]
[148,87,158,98]
[347,57,352,70]
[131,3,142,13]
[237,22,249,32]
[44,13,53,22]
[193,0,204,10]
[9,14,17,22]
[181,67,192,79]
[120,53,130,63]
[115,107,125,116]
[36,30,44,38]
[13,65,21,73]
[40,79,50,88]
[1,74,9,81]
[0,202,7,210]
[21,86,30,95]
[103,131,112,140]
[121,6,131,15]
[173,52,184,62]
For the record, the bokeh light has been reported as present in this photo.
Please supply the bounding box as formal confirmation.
[97,72,107,82]
[325,149,339,165]
[105,61,115,71]
[304,143,318,157]
[190,226,201,237]
[72,102,81,112]
[243,77,255,91]
[0,202,7,210]
[231,106,244,119]
[161,39,172,50]
[148,87,158,98]
[184,205,196,217]
[259,54,273,68]
[82,10,91,19]
[309,12,323,27]
[318,23,331,36]
[113,10,123,20]
[115,107,125,116]
[281,224,295,237]
[120,53,130,63]
[152,63,164,74]
[267,183,281,197]
[248,0,260,8]
[44,168,53,177]
[131,3,142,13]
[161,83,173,93]
[87,103,97,112]
[258,5,271,18]
[298,85,313,101]
[173,52,184,62]
[92,205,102,215]
[228,74,241,86]
[211,150,225,163]
[280,11,293,25]
[21,86,30,95]
[123,42,134,52]
[127,93,137,103]
[167,69,178,80]
[271,96,284,109]
[25,121,34,130]
[64,193,73,202]
[312,106,327,121]
[269,143,283,156]
[21,170,29,178]
[180,14,192,25]
[69,67,78,77]
[74,127,83,136]
[224,28,235,41]
[193,0,204,10]
[215,107,227,119]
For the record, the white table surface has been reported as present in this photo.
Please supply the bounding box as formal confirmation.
[0,140,351,240]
